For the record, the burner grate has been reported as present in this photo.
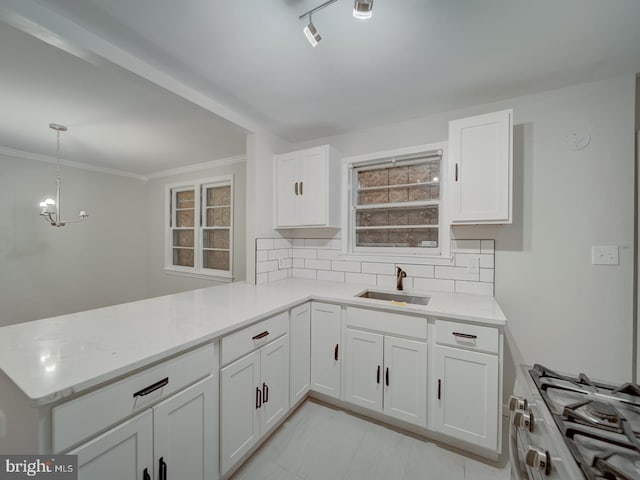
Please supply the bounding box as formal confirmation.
[529,365,640,480]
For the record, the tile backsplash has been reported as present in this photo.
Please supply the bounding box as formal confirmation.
[255,238,495,296]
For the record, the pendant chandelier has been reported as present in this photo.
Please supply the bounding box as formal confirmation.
[39,123,88,227]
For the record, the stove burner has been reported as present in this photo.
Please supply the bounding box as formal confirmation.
[585,401,621,425]
[529,364,640,480]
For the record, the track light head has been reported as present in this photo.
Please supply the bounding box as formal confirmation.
[303,19,321,47]
[353,0,374,20]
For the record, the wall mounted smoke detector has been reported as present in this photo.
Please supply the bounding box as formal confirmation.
[564,131,591,151]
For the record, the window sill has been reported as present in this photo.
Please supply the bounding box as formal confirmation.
[338,252,453,265]
[164,269,234,283]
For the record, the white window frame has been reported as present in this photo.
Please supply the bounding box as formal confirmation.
[342,142,450,260]
[164,175,234,280]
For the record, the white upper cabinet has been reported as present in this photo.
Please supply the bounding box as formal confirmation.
[448,109,513,224]
[274,145,341,228]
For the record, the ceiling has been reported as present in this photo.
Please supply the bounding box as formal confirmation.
[0,22,247,177]
[2,0,640,175]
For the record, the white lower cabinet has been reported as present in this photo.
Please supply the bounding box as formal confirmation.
[383,336,428,426]
[220,335,289,475]
[153,376,217,480]
[432,344,499,450]
[344,329,427,428]
[72,410,153,480]
[344,329,383,411]
[310,302,342,399]
[71,375,217,480]
[289,302,311,405]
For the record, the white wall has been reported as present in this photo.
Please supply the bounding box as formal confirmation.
[0,152,248,326]
[245,132,291,283]
[0,153,148,326]
[145,160,247,297]
[282,75,636,385]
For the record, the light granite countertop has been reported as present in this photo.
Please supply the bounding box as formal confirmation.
[0,279,506,406]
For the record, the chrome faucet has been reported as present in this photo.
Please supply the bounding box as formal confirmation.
[396,267,407,291]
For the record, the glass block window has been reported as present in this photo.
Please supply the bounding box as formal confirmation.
[166,176,233,278]
[351,152,442,253]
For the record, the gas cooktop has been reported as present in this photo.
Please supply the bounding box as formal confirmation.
[529,364,640,480]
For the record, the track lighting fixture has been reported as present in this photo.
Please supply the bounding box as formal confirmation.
[353,0,374,20]
[299,0,374,46]
[303,15,322,47]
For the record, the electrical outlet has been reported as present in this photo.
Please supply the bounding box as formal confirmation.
[467,256,480,274]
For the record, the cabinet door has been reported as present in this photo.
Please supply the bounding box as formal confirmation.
[290,303,311,405]
[310,303,342,399]
[153,376,217,480]
[449,109,512,224]
[299,146,328,226]
[70,410,153,480]
[383,337,427,427]
[432,345,499,450]
[344,329,383,412]
[220,351,260,475]
[275,152,301,227]
[260,335,290,434]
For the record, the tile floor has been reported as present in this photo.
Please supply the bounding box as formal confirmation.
[230,400,511,480]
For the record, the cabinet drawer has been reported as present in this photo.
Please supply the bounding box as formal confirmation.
[221,311,289,366]
[435,319,498,354]
[346,307,427,340]
[52,342,215,453]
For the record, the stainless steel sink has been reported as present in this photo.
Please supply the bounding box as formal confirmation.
[357,290,430,306]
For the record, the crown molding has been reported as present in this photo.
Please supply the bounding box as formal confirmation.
[146,155,246,179]
[0,146,149,182]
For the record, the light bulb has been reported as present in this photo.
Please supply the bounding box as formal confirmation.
[353,0,373,20]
